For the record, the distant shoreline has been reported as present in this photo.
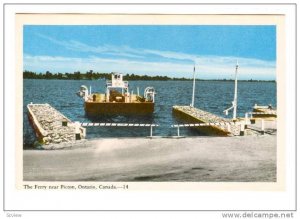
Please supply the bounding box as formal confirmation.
[23,71,276,82]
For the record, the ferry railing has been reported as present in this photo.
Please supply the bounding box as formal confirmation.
[106,81,129,87]
[79,122,159,137]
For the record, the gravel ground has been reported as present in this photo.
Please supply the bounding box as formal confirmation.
[23,135,276,182]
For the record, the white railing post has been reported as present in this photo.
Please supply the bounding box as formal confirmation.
[240,121,245,136]
[249,112,256,124]
[75,121,81,140]
[82,126,86,138]
[245,113,249,128]
[150,125,153,137]
[261,119,265,135]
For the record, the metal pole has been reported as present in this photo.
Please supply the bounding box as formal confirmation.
[191,65,196,107]
[150,125,153,137]
[177,126,180,137]
[233,60,238,120]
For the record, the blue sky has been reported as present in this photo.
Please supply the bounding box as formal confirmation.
[23,25,276,80]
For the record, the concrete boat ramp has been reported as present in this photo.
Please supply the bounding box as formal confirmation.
[172,105,274,137]
[27,103,86,147]
[172,105,237,136]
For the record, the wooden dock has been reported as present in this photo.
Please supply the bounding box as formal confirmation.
[27,103,86,145]
[172,106,241,136]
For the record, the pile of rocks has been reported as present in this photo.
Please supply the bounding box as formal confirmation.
[28,104,78,145]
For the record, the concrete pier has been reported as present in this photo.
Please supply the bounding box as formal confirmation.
[27,103,86,147]
[172,106,276,137]
[173,105,241,136]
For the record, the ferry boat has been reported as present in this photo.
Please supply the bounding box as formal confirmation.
[77,73,156,116]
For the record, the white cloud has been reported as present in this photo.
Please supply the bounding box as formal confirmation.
[36,34,145,59]
[144,49,197,61]
[24,54,276,80]
[26,34,276,79]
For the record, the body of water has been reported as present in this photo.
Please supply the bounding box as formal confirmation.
[23,79,276,147]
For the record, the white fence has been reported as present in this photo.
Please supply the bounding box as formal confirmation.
[171,121,242,137]
[78,114,270,137]
[80,122,159,137]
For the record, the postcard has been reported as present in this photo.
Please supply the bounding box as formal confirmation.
[3,4,296,213]
[16,13,285,191]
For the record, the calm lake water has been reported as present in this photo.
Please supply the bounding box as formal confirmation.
[23,79,276,147]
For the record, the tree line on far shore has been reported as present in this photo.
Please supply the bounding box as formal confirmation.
[23,70,276,82]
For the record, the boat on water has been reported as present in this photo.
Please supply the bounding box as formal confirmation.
[77,72,156,116]
[252,104,277,118]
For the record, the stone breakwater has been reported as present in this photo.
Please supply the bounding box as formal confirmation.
[173,106,263,136]
[27,104,86,146]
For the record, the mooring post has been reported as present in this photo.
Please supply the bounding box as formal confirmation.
[75,121,81,140]
[240,121,245,136]
[250,112,256,124]
[261,119,265,135]
[177,126,180,137]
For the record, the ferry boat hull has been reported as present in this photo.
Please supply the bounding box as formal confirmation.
[84,101,154,116]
